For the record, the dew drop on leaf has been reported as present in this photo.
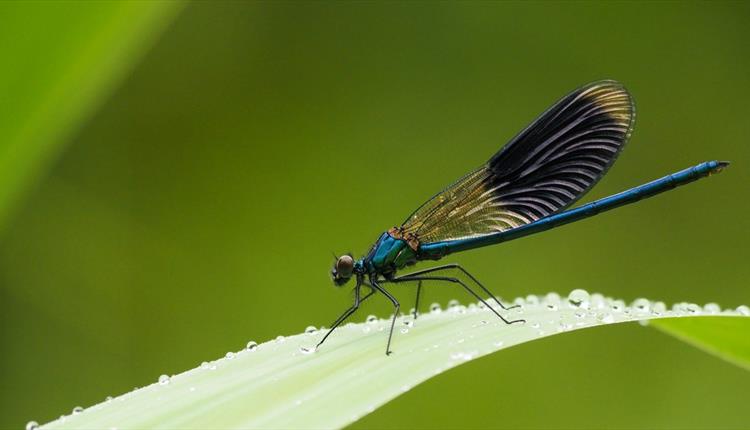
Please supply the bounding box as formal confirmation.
[703,303,721,314]
[567,289,590,309]
[158,374,170,385]
[611,300,625,313]
[246,341,258,351]
[652,301,666,316]
[632,298,651,313]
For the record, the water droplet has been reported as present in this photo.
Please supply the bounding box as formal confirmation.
[611,300,625,313]
[597,312,614,324]
[468,303,479,312]
[72,406,83,415]
[200,361,210,369]
[448,299,460,311]
[574,310,585,319]
[703,303,721,314]
[493,340,504,347]
[546,303,558,311]
[590,293,606,309]
[736,305,750,316]
[26,421,39,430]
[225,352,235,360]
[275,335,286,343]
[362,325,371,333]
[366,315,378,324]
[305,325,318,334]
[651,301,666,316]
[430,303,442,314]
[525,295,540,305]
[450,351,474,361]
[567,289,590,309]
[404,320,414,327]
[400,327,409,334]
[632,298,651,313]
[638,319,650,326]
[544,292,561,303]
[686,303,702,314]
[400,384,411,392]
[531,322,540,329]
[246,341,258,351]
[158,374,170,385]
[300,346,316,355]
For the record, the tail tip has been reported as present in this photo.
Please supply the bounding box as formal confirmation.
[711,160,730,174]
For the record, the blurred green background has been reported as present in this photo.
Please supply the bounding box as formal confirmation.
[1,1,749,428]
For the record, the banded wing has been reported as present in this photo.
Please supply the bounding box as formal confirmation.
[400,80,635,244]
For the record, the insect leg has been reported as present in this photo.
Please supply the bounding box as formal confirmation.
[413,280,422,319]
[317,281,373,350]
[370,279,400,356]
[393,275,525,325]
[396,264,519,310]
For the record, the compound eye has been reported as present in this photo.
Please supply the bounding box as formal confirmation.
[336,255,354,278]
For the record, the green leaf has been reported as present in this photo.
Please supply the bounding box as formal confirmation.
[38,292,749,430]
[651,313,750,371]
[0,1,182,235]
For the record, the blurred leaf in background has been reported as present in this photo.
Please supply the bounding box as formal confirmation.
[0,0,182,425]
[0,1,181,233]
[1,1,749,429]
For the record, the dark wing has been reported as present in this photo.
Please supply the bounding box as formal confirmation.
[400,80,635,244]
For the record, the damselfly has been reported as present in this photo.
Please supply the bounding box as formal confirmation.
[322,80,727,355]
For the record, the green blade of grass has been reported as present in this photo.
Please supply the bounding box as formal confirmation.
[0,1,182,235]
[651,314,750,371]
[37,292,749,430]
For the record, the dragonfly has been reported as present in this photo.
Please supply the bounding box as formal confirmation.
[320,80,728,355]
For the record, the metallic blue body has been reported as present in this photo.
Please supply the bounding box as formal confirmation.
[361,232,417,276]
[418,160,726,260]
